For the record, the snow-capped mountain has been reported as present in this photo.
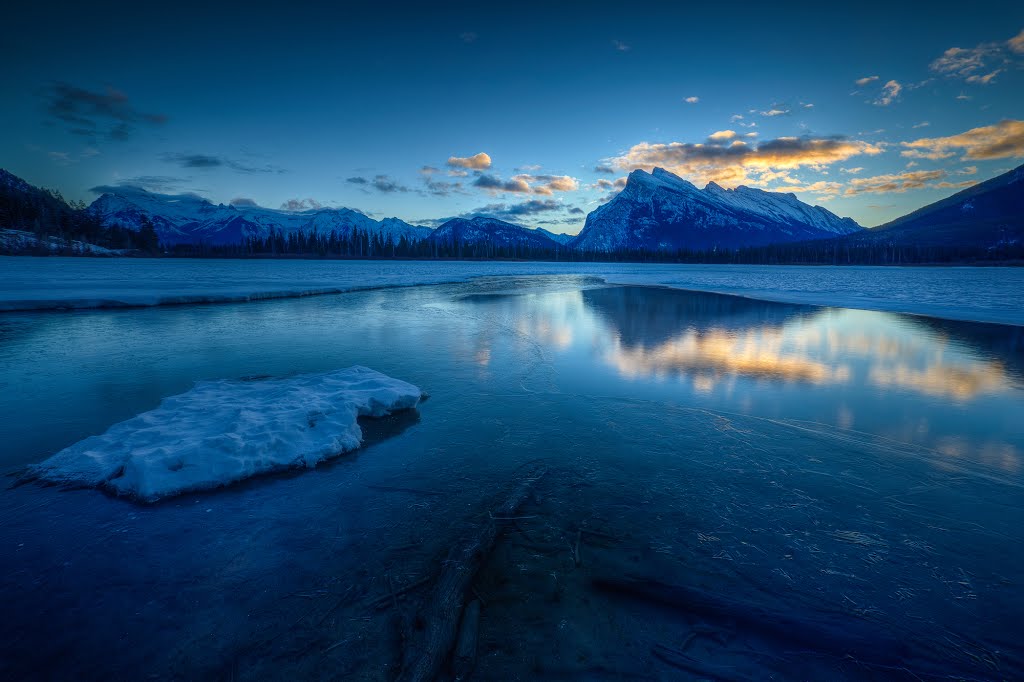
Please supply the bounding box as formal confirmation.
[89,186,433,245]
[571,167,861,251]
[429,216,562,249]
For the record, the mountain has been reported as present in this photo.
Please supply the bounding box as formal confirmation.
[429,216,562,250]
[535,227,575,245]
[89,186,433,245]
[571,167,861,251]
[854,163,1024,247]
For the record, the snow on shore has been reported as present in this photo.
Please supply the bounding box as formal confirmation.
[29,366,424,501]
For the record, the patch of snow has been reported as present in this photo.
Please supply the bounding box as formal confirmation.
[0,229,126,256]
[29,366,424,501]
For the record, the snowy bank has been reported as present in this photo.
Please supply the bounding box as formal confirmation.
[29,366,424,501]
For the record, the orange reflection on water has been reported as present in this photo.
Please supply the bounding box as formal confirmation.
[608,328,850,385]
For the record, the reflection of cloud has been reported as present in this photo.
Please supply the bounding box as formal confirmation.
[608,329,850,385]
[869,362,1007,400]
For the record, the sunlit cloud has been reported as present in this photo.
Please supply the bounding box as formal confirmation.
[473,173,578,195]
[447,152,492,170]
[873,79,902,106]
[901,119,1024,161]
[855,75,879,86]
[684,96,699,104]
[611,135,884,187]
[869,361,1007,400]
[843,170,946,195]
[929,28,1024,84]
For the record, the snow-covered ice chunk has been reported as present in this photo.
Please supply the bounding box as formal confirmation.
[29,366,424,501]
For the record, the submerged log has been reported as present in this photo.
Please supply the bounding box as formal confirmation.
[399,465,546,682]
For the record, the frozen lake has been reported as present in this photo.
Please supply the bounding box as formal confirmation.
[2,256,1023,325]
[0,268,1022,679]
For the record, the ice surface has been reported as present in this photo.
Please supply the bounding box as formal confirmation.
[29,366,424,501]
[1,258,1022,326]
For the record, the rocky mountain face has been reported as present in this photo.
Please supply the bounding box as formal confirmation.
[571,167,861,251]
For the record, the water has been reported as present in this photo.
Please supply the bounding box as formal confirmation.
[1,272,1022,679]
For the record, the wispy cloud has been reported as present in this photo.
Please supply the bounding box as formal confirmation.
[42,82,166,141]
[930,29,1024,85]
[612,39,630,52]
[901,119,1024,161]
[346,175,412,193]
[854,75,879,87]
[844,170,947,195]
[162,153,285,174]
[280,198,323,211]
[684,96,699,104]
[873,80,902,106]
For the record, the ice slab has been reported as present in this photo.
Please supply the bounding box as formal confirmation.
[29,366,423,501]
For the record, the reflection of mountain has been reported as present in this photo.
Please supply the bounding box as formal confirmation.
[581,286,813,349]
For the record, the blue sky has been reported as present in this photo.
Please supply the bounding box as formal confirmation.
[2,0,1023,231]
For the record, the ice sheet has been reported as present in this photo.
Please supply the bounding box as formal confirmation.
[29,366,424,501]
[1,258,1021,326]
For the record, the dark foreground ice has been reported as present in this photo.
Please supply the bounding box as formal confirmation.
[1,274,1022,679]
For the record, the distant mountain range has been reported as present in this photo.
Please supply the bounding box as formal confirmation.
[2,164,1022,256]
[572,168,862,251]
[88,186,433,246]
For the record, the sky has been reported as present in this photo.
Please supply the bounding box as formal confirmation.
[2,0,1023,232]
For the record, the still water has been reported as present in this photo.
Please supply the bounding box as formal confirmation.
[1,275,1022,679]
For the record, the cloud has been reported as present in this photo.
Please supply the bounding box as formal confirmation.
[280,198,323,211]
[684,96,699,104]
[840,167,864,174]
[568,207,585,214]
[370,175,410,193]
[935,180,978,190]
[901,119,1024,161]
[447,152,492,170]
[930,29,1024,84]
[229,197,259,207]
[90,176,191,194]
[612,40,630,52]
[592,177,628,191]
[346,176,368,185]
[760,108,788,117]
[855,75,879,86]
[460,32,477,43]
[162,152,285,174]
[610,134,884,187]
[730,114,744,121]
[958,166,978,175]
[844,170,947,195]
[469,199,563,219]
[873,80,902,106]
[913,121,930,129]
[473,173,578,195]
[43,82,166,140]
[594,164,616,174]
[419,166,441,175]
[708,130,739,141]
[1011,29,1024,54]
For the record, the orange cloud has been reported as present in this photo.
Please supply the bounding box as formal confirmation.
[901,120,1024,161]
